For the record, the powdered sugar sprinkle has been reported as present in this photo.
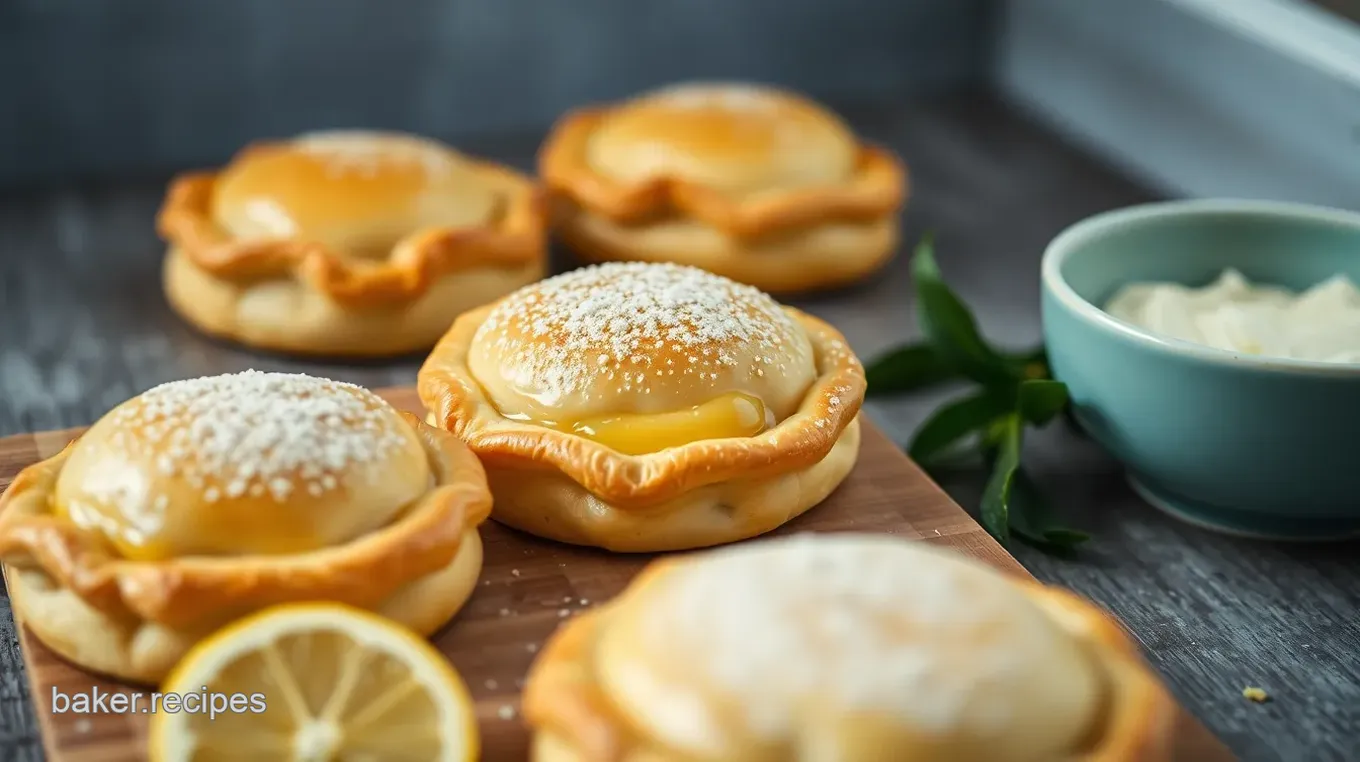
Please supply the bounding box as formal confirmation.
[105,370,409,503]
[653,82,782,113]
[473,262,803,402]
[629,534,1053,740]
[294,130,459,179]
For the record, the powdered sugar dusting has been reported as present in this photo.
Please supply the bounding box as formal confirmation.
[629,534,1054,739]
[104,370,409,503]
[294,130,459,179]
[595,83,853,192]
[473,262,807,406]
[652,82,782,113]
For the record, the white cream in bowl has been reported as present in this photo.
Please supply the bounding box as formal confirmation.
[1104,268,1360,363]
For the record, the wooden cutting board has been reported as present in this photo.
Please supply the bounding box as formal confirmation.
[0,386,1234,762]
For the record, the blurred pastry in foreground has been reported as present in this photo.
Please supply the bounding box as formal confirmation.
[523,533,1177,762]
[538,81,907,293]
[157,130,548,357]
[0,370,491,684]
[418,261,865,552]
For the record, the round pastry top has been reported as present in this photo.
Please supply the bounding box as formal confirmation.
[594,534,1105,760]
[211,130,500,258]
[53,370,431,561]
[585,83,860,195]
[467,262,817,424]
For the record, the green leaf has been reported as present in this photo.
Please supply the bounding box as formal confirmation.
[979,413,1087,551]
[1016,379,1069,426]
[911,237,1016,386]
[980,415,1011,457]
[1008,471,1089,552]
[908,389,1013,465]
[879,235,1093,555]
[980,414,1023,544]
[864,343,958,396]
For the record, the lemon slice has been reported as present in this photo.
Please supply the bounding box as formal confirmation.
[150,603,478,762]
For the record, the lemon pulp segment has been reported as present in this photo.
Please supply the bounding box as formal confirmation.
[150,603,477,762]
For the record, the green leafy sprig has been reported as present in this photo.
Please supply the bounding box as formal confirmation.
[866,235,1088,554]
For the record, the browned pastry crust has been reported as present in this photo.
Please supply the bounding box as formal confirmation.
[156,132,549,356]
[421,305,862,507]
[419,261,866,552]
[540,108,905,238]
[523,546,1178,762]
[0,408,491,685]
[158,162,544,308]
[538,83,908,293]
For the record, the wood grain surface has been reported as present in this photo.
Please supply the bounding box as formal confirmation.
[2,93,1352,762]
[0,386,1231,762]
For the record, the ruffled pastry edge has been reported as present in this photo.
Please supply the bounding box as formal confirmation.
[538,107,908,239]
[0,412,492,632]
[156,150,548,308]
[522,570,1179,762]
[418,305,867,507]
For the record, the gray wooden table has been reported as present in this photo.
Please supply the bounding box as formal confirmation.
[0,91,1356,762]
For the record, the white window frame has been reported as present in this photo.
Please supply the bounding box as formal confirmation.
[997,0,1360,207]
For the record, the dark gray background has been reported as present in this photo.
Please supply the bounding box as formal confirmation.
[0,0,988,187]
[1,1,1358,760]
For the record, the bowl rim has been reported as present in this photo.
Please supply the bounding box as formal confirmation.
[1041,198,1360,377]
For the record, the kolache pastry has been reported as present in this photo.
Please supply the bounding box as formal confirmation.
[157,130,548,357]
[538,82,907,293]
[0,370,491,685]
[418,261,865,552]
[524,533,1178,762]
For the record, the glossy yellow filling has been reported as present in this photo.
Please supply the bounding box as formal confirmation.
[55,498,175,562]
[54,497,325,563]
[515,392,772,455]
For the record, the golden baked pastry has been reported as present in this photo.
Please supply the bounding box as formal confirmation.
[538,82,907,293]
[0,370,491,685]
[418,261,865,552]
[524,533,1178,762]
[157,130,548,357]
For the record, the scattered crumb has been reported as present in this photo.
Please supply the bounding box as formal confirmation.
[73,719,92,734]
[498,608,510,617]
[526,643,539,653]
[485,679,499,690]
[558,563,566,568]
[482,580,491,586]
[498,704,517,720]
[562,595,573,603]
[515,678,526,689]
[1243,686,1270,703]
[579,598,590,606]
[511,569,521,577]
[558,609,571,618]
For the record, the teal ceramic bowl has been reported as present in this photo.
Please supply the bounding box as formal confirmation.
[1041,199,1360,540]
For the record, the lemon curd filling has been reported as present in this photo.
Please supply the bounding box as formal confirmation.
[52,496,326,563]
[507,392,774,455]
[54,497,176,563]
